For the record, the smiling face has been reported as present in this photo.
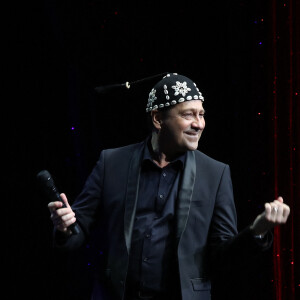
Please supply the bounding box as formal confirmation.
[151,100,205,156]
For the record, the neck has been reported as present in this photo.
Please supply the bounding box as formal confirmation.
[150,132,183,168]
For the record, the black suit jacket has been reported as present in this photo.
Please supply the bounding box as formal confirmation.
[55,139,270,300]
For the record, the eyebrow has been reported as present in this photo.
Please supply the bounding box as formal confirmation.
[181,108,206,114]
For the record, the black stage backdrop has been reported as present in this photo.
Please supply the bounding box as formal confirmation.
[6,1,299,300]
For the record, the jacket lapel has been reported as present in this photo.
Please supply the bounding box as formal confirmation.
[124,143,144,253]
[176,151,196,240]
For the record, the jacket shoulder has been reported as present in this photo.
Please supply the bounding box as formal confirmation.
[99,141,144,165]
[194,150,228,170]
[103,141,144,155]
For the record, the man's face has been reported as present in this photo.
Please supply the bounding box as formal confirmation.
[156,100,205,154]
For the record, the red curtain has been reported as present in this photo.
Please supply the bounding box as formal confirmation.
[271,1,300,299]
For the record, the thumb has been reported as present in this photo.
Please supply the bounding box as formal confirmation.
[60,193,70,207]
[277,196,283,203]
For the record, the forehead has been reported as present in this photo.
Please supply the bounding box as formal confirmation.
[171,100,204,112]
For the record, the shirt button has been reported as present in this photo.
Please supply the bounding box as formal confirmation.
[159,194,164,199]
[143,257,148,262]
[162,172,166,177]
[145,234,151,238]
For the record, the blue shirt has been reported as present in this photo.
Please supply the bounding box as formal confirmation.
[126,140,186,292]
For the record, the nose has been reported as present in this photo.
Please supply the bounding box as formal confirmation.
[191,116,205,130]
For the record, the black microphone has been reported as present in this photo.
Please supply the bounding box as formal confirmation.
[37,170,80,234]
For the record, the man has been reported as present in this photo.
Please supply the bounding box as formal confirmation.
[48,73,290,300]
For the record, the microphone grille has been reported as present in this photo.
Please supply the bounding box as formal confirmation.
[36,170,54,188]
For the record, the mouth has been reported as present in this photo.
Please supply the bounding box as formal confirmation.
[184,131,199,138]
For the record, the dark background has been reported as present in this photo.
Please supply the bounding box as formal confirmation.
[7,0,298,299]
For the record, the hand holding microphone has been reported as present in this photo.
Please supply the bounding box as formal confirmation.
[48,192,78,235]
[37,170,80,235]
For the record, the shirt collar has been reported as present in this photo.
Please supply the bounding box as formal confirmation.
[142,136,186,169]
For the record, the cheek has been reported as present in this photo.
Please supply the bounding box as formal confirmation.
[174,124,189,138]
[162,119,191,139]
[177,119,191,130]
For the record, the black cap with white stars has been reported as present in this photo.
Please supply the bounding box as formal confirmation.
[146,73,204,113]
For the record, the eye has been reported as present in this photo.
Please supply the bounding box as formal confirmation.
[181,111,193,116]
[182,113,193,119]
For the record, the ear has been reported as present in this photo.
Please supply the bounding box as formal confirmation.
[151,110,162,130]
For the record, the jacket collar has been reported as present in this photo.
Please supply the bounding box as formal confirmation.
[176,151,196,241]
[124,141,144,253]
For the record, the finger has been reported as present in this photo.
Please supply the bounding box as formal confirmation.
[48,201,63,212]
[264,203,272,220]
[53,207,73,217]
[61,211,76,223]
[282,205,290,223]
[52,213,76,228]
[50,209,72,227]
[269,203,278,222]
[51,208,73,220]
[63,216,76,228]
[275,205,284,223]
[55,216,76,230]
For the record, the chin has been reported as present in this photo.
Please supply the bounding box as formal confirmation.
[184,142,199,151]
[189,145,198,151]
[181,137,200,151]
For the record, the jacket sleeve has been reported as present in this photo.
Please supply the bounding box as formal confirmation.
[208,164,272,275]
[53,150,106,251]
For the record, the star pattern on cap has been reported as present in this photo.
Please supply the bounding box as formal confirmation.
[147,88,157,108]
[172,81,191,97]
